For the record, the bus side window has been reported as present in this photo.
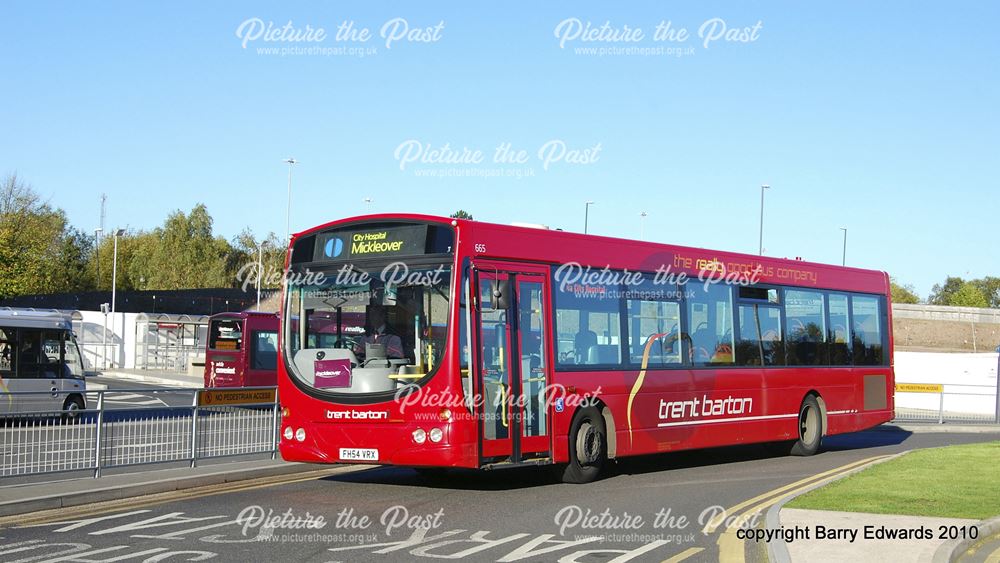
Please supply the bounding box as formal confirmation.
[828,294,852,365]
[17,329,43,378]
[687,284,735,365]
[554,277,622,367]
[41,331,63,378]
[851,295,884,366]
[0,328,15,378]
[784,290,827,366]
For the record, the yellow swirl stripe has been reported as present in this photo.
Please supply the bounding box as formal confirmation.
[626,332,671,448]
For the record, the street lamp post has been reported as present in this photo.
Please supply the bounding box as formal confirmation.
[284,157,298,244]
[584,201,595,234]
[759,184,770,255]
[840,227,848,266]
[363,197,373,211]
[111,228,125,313]
[108,228,125,370]
[256,240,268,311]
[640,211,648,240]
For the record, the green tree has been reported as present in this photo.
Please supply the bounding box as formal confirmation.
[227,228,285,292]
[890,279,921,304]
[50,226,95,292]
[950,283,989,308]
[92,230,155,291]
[0,173,95,298]
[970,277,1000,308]
[449,210,474,220]
[928,276,965,305]
[120,204,233,290]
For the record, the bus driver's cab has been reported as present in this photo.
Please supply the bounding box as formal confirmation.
[288,278,446,395]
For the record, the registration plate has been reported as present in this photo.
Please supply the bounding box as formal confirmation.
[339,448,378,461]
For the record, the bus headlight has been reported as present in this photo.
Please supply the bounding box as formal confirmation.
[295,428,306,442]
[412,428,427,444]
[429,428,443,443]
[283,427,293,440]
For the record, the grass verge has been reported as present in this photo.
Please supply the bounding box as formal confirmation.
[787,441,1000,519]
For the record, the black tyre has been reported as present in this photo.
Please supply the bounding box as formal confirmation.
[62,395,85,420]
[789,395,823,456]
[559,406,607,484]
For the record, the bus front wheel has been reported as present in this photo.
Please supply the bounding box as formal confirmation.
[559,406,607,484]
[789,395,823,456]
[62,395,85,420]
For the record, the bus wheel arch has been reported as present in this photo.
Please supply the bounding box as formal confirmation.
[569,398,616,459]
[596,400,616,459]
[808,391,829,437]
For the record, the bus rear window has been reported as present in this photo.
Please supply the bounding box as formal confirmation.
[209,319,243,350]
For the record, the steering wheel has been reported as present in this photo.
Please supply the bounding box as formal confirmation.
[330,337,355,349]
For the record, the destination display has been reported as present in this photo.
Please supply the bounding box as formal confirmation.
[313,225,430,261]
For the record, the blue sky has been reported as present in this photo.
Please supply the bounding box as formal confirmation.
[2,1,997,298]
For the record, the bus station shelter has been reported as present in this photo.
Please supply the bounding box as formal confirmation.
[135,313,209,372]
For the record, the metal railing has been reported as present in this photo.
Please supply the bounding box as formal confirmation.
[0,387,279,479]
[894,382,1000,424]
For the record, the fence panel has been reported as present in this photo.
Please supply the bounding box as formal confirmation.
[1,387,278,480]
[894,382,1000,424]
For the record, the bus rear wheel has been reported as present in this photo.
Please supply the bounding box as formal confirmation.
[558,406,607,484]
[789,395,823,456]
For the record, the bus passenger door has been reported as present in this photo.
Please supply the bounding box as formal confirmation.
[515,276,551,458]
[0,327,20,414]
[476,272,514,459]
[18,330,61,413]
[474,265,552,464]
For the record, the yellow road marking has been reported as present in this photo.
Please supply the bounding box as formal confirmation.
[0,464,374,528]
[661,546,705,562]
[985,544,1000,563]
[702,454,890,534]
[714,455,891,562]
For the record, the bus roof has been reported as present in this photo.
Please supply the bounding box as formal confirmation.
[293,213,890,295]
[209,311,279,320]
[0,308,74,330]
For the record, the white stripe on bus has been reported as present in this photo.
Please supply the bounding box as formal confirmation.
[656,413,797,427]
[655,408,861,428]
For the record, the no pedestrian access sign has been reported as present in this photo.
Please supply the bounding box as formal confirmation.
[198,389,277,406]
[894,383,944,393]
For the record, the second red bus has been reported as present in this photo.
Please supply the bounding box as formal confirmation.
[205,311,279,388]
